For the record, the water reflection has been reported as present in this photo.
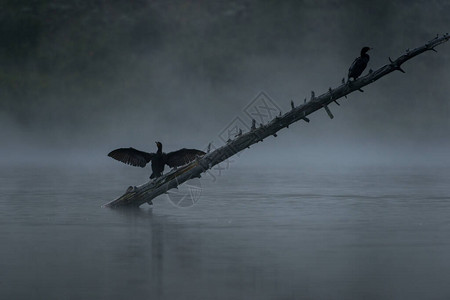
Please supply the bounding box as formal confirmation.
[1,165,450,299]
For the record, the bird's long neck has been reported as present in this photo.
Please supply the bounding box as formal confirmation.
[157,145,162,154]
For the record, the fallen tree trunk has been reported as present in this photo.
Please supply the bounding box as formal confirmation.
[104,34,449,208]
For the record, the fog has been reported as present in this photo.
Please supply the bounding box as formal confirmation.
[2,3,450,299]
[1,0,449,167]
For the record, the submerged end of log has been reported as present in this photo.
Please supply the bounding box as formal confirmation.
[103,161,206,208]
[103,189,142,208]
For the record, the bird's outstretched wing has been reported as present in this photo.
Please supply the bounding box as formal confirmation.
[108,147,154,167]
[165,148,206,168]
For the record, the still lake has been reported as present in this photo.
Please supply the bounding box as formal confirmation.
[1,163,449,299]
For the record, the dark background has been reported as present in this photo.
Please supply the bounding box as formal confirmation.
[1,0,449,167]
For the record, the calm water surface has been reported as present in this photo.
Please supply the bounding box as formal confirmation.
[1,164,449,299]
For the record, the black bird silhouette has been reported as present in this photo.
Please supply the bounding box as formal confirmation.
[108,142,205,179]
[348,47,371,81]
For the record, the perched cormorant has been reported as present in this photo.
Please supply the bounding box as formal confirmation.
[108,142,205,179]
[348,47,371,81]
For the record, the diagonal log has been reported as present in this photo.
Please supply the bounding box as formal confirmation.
[104,34,449,208]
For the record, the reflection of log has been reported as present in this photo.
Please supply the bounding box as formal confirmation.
[104,34,449,208]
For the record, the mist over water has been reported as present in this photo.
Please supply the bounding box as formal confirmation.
[0,0,449,164]
[1,1,450,299]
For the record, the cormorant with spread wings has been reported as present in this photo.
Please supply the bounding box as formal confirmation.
[108,142,205,179]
